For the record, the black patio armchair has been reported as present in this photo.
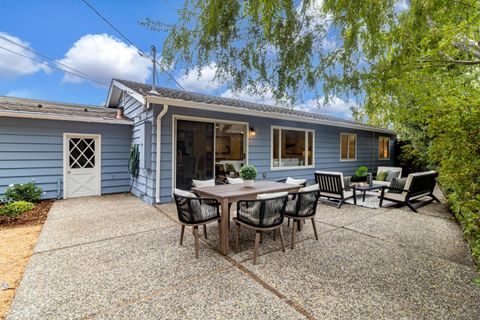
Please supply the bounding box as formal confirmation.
[173,193,221,258]
[234,195,288,265]
[284,190,321,249]
[315,171,356,208]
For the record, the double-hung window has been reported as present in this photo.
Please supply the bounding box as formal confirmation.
[340,133,356,161]
[272,126,314,169]
[379,136,390,160]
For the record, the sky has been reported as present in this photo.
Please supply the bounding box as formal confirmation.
[0,0,376,119]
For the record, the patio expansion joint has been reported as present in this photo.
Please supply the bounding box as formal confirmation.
[340,225,476,269]
[198,238,316,320]
[33,224,177,255]
[83,265,236,319]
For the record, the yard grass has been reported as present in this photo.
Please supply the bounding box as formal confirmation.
[0,200,53,319]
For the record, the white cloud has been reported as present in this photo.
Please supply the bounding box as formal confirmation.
[176,63,222,92]
[57,33,151,85]
[300,96,357,118]
[0,32,51,78]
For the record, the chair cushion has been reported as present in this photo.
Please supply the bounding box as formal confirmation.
[386,170,401,182]
[257,192,288,200]
[377,171,388,181]
[286,177,307,185]
[227,177,243,184]
[387,177,406,194]
[383,192,406,202]
[173,188,197,198]
[299,184,319,192]
[192,179,215,187]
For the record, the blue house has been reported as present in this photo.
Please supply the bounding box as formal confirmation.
[0,79,395,204]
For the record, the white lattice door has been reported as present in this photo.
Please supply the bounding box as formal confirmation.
[64,134,101,198]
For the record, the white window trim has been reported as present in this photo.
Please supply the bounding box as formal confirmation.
[340,132,357,162]
[171,114,249,190]
[378,136,391,160]
[270,125,315,171]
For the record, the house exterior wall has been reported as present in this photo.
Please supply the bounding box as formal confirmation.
[118,93,157,204]
[0,117,132,200]
[152,104,396,204]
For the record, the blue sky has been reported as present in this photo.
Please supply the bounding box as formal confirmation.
[0,0,362,118]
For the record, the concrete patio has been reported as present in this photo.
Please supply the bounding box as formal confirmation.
[7,192,480,319]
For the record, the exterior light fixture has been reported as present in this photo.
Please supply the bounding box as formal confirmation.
[249,126,256,137]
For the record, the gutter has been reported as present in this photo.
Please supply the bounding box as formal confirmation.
[155,103,169,203]
[0,110,133,125]
[144,95,395,135]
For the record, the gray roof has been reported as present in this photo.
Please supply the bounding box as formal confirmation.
[0,96,126,122]
[115,79,393,133]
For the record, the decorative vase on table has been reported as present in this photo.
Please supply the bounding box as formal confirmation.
[239,165,257,188]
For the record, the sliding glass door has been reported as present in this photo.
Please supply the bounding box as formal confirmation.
[175,118,247,190]
[176,120,214,190]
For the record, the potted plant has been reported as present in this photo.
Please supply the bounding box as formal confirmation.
[240,165,257,188]
[351,166,368,182]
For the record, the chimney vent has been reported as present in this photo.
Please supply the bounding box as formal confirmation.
[116,107,125,119]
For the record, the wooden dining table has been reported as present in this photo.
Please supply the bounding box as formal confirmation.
[192,180,301,255]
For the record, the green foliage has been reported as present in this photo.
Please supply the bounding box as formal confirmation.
[154,0,480,271]
[0,201,34,218]
[4,182,43,203]
[239,165,257,180]
[355,166,368,178]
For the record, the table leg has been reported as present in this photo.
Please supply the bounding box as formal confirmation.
[363,191,366,202]
[219,198,230,255]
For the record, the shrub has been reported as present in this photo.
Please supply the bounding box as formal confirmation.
[354,166,368,178]
[240,165,257,180]
[0,201,34,218]
[4,182,42,203]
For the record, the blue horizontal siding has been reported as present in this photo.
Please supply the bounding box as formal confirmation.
[153,105,396,203]
[0,117,132,199]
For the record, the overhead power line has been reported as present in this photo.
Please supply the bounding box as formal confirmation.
[80,0,186,91]
[0,45,109,87]
[0,34,104,83]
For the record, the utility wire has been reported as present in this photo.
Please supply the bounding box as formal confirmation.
[0,45,110,87]
[80,0,185,90]
[0,34,102,81]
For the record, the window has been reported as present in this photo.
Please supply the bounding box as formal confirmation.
[340,133,356,161]
[379,136,390,160]
[272,127,314,169]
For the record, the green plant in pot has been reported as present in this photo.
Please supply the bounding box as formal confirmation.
[351,166,369,182]
[240,165,257,188]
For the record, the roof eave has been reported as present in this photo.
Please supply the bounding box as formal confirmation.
[0,110,133,125]
[144,95,395,134]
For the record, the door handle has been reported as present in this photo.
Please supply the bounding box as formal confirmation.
[67,170,71,174]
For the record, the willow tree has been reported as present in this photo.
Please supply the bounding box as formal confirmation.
[144,0,480,269]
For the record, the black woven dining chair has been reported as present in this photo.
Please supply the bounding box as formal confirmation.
[284,190,321,249]
[173,193,221,258]
[234,195,288,265]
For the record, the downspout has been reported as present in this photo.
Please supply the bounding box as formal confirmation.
[155,103,169,203]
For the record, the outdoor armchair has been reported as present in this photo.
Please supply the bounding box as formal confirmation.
[173,191,221,258]
[234,194,288,265]
[314,171,356,208]
[284,190,321,249]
